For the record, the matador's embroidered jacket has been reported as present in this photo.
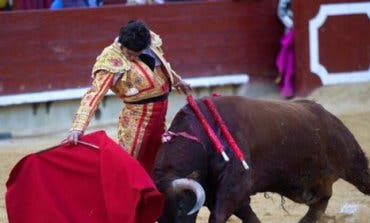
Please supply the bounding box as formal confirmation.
[71,32,181,170]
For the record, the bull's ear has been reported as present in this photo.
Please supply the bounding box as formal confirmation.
[186,171,199,180]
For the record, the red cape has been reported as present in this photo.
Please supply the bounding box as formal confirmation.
[6,131,164,223]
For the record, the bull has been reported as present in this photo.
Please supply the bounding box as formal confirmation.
[152,95,370,223]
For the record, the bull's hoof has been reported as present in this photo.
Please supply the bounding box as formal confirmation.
[298,216,318,223]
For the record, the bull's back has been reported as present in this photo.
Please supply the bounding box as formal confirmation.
[211,96,362,191]
[213,96,327,156]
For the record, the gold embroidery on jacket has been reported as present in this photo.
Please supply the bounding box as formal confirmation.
[110,60,168,103]
[117,103,154,157]
[92,42,131,77]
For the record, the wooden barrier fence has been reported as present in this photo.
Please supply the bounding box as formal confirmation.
[0,0,283,96]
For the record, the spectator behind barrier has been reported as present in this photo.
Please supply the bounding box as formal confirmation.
[126,0,163,5]
[50,0,102,9]
[0,0,12,10]
[13,0,51,10]
[275,0,295,99]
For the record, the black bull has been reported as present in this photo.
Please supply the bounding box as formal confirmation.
[152,96,370,223]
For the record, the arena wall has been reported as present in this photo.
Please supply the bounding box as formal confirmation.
[293,0,370,95]
[0,0,282,96]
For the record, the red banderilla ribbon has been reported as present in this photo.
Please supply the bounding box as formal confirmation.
[162,131,199,143]
[203,98,249,170]
[187,95,229,162]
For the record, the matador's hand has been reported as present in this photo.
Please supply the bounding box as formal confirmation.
[174,80,192,95]
[66,130,83,145]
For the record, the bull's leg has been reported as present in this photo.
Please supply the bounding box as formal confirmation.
[299,196,330,223]
[208,184,249,223]
[234,198,261,223]
[298,182,333,223]
[208,201,234,223]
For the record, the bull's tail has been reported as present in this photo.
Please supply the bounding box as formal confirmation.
[340,146,370,195]
[338,136,370,195]
[323,110,370,195]
[335,130,370,195]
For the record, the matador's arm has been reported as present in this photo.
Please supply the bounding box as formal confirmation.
[70,71,113,132]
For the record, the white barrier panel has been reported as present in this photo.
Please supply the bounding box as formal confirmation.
[309,2,370,85]
[0,74,249,107]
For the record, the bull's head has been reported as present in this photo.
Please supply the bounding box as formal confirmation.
[158,178,205,223]
[154,106,210,222]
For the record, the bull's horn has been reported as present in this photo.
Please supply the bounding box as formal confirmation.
[172,178,206,215]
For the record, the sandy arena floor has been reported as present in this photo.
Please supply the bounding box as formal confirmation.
[0,82,369,223]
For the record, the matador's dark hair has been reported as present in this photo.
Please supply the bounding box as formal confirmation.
[118,20,151,52]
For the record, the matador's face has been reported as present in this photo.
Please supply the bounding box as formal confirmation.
[121,47,143,61]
